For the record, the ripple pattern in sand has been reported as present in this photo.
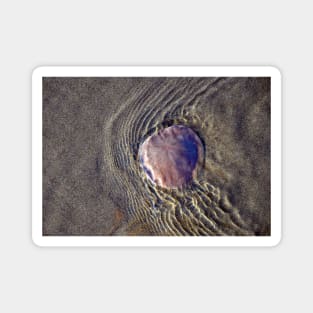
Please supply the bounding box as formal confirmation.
[101,77,270,236]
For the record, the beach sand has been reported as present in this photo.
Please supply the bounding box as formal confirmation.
[43,77,270,236]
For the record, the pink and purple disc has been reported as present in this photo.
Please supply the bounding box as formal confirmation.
[139,125,204,189]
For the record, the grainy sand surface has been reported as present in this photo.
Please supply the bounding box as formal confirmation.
[43,77,270,236]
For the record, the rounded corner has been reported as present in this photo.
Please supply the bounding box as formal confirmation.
[269,233,282,247]
[32,66,45,80]
[268,66,282,80]
[32,233,44,248]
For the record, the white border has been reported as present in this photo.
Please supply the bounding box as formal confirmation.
[32,66,281,247]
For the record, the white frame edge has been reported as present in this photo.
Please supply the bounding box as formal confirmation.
[32,66,282,247]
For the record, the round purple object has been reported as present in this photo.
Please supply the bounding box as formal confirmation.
[139,125,204,189]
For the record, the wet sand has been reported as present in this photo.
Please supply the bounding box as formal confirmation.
[43,77,270,236]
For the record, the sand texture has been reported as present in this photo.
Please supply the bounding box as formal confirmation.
[43,77,270,236]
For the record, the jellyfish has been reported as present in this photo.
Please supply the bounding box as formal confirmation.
[139,125,204,189]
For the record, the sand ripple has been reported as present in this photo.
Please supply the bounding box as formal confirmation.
[100,77,270,235]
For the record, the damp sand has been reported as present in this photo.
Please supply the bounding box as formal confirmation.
[43,77,270,236]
